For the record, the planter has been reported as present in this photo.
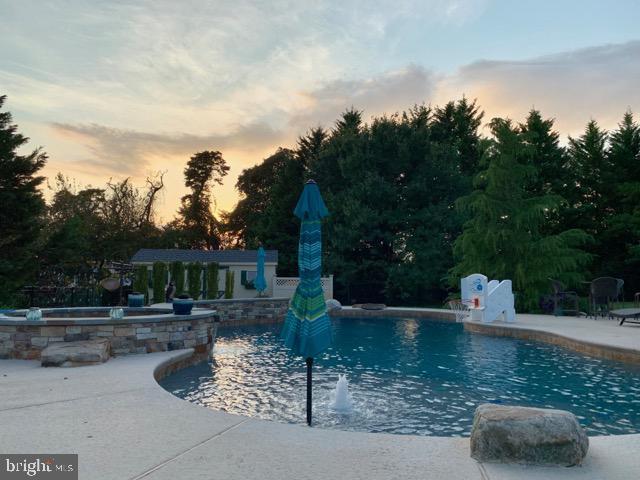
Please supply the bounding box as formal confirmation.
[26,307,42,321]
[128,293,145,308]
[172,297,194,315]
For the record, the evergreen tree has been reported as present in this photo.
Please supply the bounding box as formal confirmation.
[519,110,570,238]
[605,112,640,291]
[221,148,303,274]
[390,101,483,305]
[0,95,47,304]
[520,110,567,196]
[152,262,167,303]
[170,261,185,295]
[451,118,590,310]
[205,262,219,299]
[431,97,483,175]
[187,262,202,299]
[177,151,229,249]
[565,121,611,234]
[564,121,611,276]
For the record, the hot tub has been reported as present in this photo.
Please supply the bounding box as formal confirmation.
[0,307,218,360]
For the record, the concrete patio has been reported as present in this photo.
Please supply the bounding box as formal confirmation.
[1,313,639,479]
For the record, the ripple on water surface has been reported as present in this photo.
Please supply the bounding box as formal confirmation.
[160,318,640,437]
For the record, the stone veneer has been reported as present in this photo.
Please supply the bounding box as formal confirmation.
[194,297,289,327]
[0,308,217,360]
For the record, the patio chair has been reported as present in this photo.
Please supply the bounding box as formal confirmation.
[589,277,619,319]
[616,278,624,304]
[548,279,580,317]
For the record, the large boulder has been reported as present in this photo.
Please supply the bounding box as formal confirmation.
[41,339,110,367]
[326,299,342,312]
[470,404,589,466]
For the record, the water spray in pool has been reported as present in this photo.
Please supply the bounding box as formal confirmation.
[331,374,353,412]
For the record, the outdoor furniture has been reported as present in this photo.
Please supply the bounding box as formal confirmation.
[610,308,640,326]
[589,277,619,319]
[616,278,624,303]
[548,279,580,317]
[634,292,640,307]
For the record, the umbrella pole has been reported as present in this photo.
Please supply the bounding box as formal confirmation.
[306,357,313,426]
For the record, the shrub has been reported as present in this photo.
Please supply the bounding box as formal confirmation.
[170,261,185,295]
[187,262,202,299]
[206,262,219,299]
[152,262,167,303]
[133,266,148,304]
[224,270,235,299]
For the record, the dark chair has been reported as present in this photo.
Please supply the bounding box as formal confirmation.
[616,278,624,304]
[589,277,619,319]
[548,279,580,316]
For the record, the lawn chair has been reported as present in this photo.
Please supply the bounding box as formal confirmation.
[548,279,580,317]
[589,277,619,319]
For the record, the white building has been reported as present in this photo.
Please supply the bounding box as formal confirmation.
[130,248,278,300]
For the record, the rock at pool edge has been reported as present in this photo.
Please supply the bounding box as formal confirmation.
[470,404,589,466]
[41,339,110,367]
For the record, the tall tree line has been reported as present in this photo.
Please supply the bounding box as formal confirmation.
[225,102,640,308]
[2,92,640,309]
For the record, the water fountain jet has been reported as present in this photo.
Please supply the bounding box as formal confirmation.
[330,374,353,412]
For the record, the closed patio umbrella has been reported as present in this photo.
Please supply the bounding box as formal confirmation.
[255,246,267,296]
[281,179,331,426]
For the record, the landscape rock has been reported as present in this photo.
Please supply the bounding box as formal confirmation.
[361,303,386,310]
[41,339,110,367]
[326,299,342,312]
[470,403,589,466]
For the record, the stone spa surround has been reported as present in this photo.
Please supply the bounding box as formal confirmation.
[0,307,217,360]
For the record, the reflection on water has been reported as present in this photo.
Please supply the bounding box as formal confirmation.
[160,318,640,437]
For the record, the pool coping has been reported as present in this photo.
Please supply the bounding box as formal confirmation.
[2,309,640,479]
[0,307,217,326]
[464,316,640,365]
[333,306,456,321]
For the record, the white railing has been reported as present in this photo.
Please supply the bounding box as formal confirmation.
[273,275,334,299]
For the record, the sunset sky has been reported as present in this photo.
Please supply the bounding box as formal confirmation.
[2,0,640,222]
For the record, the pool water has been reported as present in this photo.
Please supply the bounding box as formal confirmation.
[160,318,640,436]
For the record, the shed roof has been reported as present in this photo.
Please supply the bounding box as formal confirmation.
[131,248,278,264]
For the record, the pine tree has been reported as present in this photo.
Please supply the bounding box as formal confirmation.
[177,151,229,249]
[565,121,611,235]
[564,121,611,277]
[605,112,640,290]
[520,110,566,196]
[451,118,590,310]
[0,95,47,304]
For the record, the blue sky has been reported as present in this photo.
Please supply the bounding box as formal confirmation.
[1,0,639,219]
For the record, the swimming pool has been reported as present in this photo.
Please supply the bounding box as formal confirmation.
[160,317,640,436]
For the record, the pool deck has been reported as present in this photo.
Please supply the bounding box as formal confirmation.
[1,312,640,479]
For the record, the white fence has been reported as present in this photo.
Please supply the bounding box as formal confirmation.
[273,275,334,299]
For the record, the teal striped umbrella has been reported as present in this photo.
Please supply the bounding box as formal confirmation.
[254,246,267,295]
[281,179,331,425]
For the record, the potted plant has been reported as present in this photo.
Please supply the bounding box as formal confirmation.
[128,291,145,308]
[172,294,194,315]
